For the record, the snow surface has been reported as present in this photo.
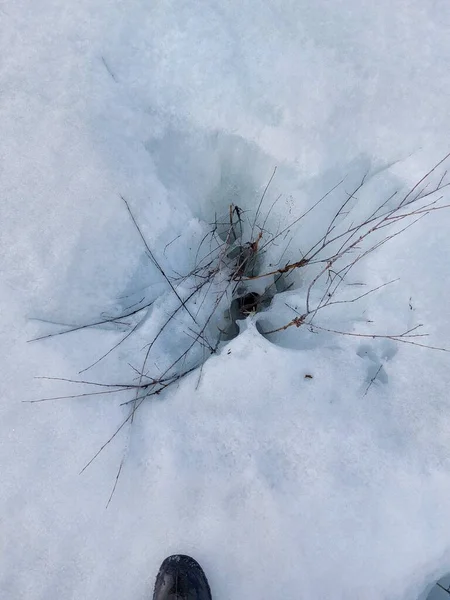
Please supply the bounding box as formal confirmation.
[2,1,450,598]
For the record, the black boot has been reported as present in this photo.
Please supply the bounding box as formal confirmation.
[152,555,212,600]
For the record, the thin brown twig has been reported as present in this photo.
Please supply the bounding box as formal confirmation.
[122,195,199,325]
[28,299,154,342]
[307,323,449,352]
[251,167,277,241]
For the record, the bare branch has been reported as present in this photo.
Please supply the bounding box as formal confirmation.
[28,299,154,342]
[251,167,277,241]
[122,195,199,325]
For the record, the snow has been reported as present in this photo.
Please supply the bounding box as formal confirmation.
[2,1,450,598]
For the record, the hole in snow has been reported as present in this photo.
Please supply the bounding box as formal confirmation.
[423,574,450,599]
